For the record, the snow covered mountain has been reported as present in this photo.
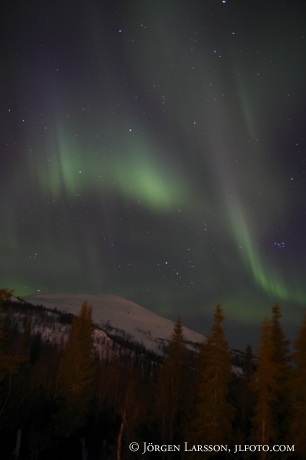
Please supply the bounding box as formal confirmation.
[22,292,207,355]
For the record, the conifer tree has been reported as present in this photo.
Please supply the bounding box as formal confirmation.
[0,334,27,384]
[55,301,96,435]
[250,318,280,452]
[190,304,234,447]
[155,317,189,454]
[270,304,291,441]
[234,344,255,445]
[0,289,14,304]
[289,311,306,453]
[271,304,290,366]
[0,292,28,420]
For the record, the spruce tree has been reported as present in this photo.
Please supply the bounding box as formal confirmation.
[250,318,280,451]
[250,305,291,453]
[190,304,234,446]
[55,301,96,435]
[0,295,28,420]
[0,289,14,304]
[235,345,255,445]
[289,311,306,453]
[271,304,290,366]
[155,317,189,454]
[270,304,291,441]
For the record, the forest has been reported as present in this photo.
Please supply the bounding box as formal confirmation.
[0,288,305,460]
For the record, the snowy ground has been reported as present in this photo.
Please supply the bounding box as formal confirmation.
[22,293,206,354]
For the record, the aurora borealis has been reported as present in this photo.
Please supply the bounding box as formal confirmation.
[1,0,306,348]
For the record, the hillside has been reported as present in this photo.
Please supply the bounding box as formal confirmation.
[22,292,207,355]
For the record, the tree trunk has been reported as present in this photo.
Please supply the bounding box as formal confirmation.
[117,417,125,460]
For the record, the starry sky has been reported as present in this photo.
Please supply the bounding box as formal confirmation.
[1,0,306,349]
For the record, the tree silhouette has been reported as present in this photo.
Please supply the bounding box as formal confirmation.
[155,317,189,456]
[0,298,28,421]
[55,301,96,435]
[0,289,14,304]
[270,304,291,443]
[190,304,234,448]
[289,310,306,453]
[250,318,280,457]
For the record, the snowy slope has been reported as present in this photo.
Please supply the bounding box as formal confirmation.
[22,293,207,354]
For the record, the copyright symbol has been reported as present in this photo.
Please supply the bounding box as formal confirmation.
[129,442,139,452]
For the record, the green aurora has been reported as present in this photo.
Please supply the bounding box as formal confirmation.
[1,0,306,348]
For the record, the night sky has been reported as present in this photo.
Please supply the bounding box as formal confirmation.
[1,0,306,349]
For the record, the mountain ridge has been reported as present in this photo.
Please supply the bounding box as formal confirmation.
[21,292,207,355]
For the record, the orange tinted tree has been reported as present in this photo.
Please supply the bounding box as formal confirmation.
[55,301,96,435]
[190,304,234,446]
[155,318,189,454]
[289,310,306,453]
